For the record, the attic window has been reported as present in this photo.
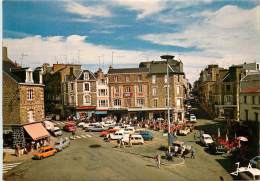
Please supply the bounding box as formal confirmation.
[84,72,89,80]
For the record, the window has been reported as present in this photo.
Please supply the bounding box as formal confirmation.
[252,96,255,104]
[177,86,180,94]
[115,86,119,93]
[84,83,90,91]
[152,75,156,84]
[255,112,259,122]
[138,75,142,82]
[177,98,181,107]
[71,83,74,91]
[138,85,142,93]
[70,95,75,104]
[27,89,33,100]
[125,75,130,82]
[114,76,118,82]
[257,64,259,70]
[245,109,248,121]
[164,75,168,83]
[225,95,232,103]
[137,99,144,106]
[99,100,108,107]
[165,98,169,107]
[153,99,158,107]
[165,87,168,95]
[98,89,107,96]
[84,95,91,104]
[152,87,157,96]
[177,75,180,82]
[244,96,247,104]
[114,99,121,106]
[226,85,231,92]
[125,86,131,93]
[84,72,89,80]
[99,79,106,85]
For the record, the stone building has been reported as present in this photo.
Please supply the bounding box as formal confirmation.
[43,63,81,118]
[107,55,186,122]
[239,72,260,153]
[140,55,185,121]
[3,47,49,148]
[107,67,150,120]
[95,68,109,120]
[64,69,97,119]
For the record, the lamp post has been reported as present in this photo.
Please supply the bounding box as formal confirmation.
[166,60,175,150]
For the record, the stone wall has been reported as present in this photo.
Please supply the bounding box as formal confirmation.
[19,84,45,124]
[3,73,20,125]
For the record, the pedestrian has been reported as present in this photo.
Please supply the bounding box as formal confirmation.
[194,132,197,141]
[155,154,161,168]
[191,148,195,159]
[129,135,132,147]
[72,130,76,139]
[15,144,20,157]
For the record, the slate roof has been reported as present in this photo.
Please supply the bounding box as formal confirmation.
[108,67,149,74]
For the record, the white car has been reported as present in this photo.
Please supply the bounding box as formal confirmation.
[77,122,86,128]
[51,127,63,137]
[109,131,125,140]
[124,127,135,134]
[190,114,197,122]
[125,134,144,145]
[200,134,214,146]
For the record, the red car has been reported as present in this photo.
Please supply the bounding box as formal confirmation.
[63,122,76,132]
[99,129,117,137]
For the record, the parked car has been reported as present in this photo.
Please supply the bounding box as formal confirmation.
[100,129,117,137]
[170,141,191,154]
[32,146,56,160]
[88,125,108,132]
[45,116,53,121]
[51,127,63,137]
[190,114,197,122]
[54,138,70,152]
[178,127,191,136]
[250,156,260,168]
[139,131,153,141]
[63,122,76,132]
[108,131,125,140]
[77,122,86,128]
[208,142,227,154]
[200,134,214,146]
[124,127,135,134]
[123,134,144,145]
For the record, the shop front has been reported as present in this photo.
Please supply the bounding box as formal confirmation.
[76,106,96,120]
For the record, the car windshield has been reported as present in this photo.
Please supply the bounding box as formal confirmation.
[54,129,60,132]
[205,137,212,140]
[39,149,45,153]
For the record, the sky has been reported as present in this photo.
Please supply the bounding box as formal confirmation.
[3,0,260,83]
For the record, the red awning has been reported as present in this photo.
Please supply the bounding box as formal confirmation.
[24,123,50,141]
[76,106,96,110]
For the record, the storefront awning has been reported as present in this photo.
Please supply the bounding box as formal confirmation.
[76,106,96,110]
[24,123,50,141]
[95,111,107,115]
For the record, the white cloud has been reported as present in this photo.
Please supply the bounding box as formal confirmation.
[139,5,259,63]
[112,0,166,19]
[66,1,112,19]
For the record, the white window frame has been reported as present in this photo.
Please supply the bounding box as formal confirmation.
[136,98,144,107]
[27,88,33,101]
[84,72,89,80]
[84,95,91,104]
[176,86,180,94]
[153,99,158,107]
[114,99,121,106]
[84,83,90,92]
[152,87,157,96]
[138,85,143,93]
[152,75,156,84]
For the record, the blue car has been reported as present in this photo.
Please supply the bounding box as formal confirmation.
[140,131,153,141]
[249,156,260,167]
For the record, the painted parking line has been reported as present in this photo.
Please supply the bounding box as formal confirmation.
[3,162,21,174]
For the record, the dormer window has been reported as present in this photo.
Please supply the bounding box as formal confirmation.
[84,72,89,80]
[26,68,34,83]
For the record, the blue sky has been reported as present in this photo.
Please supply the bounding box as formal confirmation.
[3,0,260,82]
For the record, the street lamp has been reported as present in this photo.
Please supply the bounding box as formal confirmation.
[166,60,175,150]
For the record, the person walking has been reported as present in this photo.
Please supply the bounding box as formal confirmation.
[15,144,20,157]
[191,148,195,159]
[155,154,161,168]
[72,130,76,139]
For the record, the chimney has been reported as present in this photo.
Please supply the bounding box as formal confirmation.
[3,47,8,60]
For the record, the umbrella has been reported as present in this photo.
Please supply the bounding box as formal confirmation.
[237,136,248,142]
[217,128,221,138]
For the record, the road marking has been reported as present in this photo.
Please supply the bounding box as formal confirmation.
[64,137,68,140]
[86,134,92,138]
[3,162,21,174]
[81,135,87,138]
[76,136,81,139]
